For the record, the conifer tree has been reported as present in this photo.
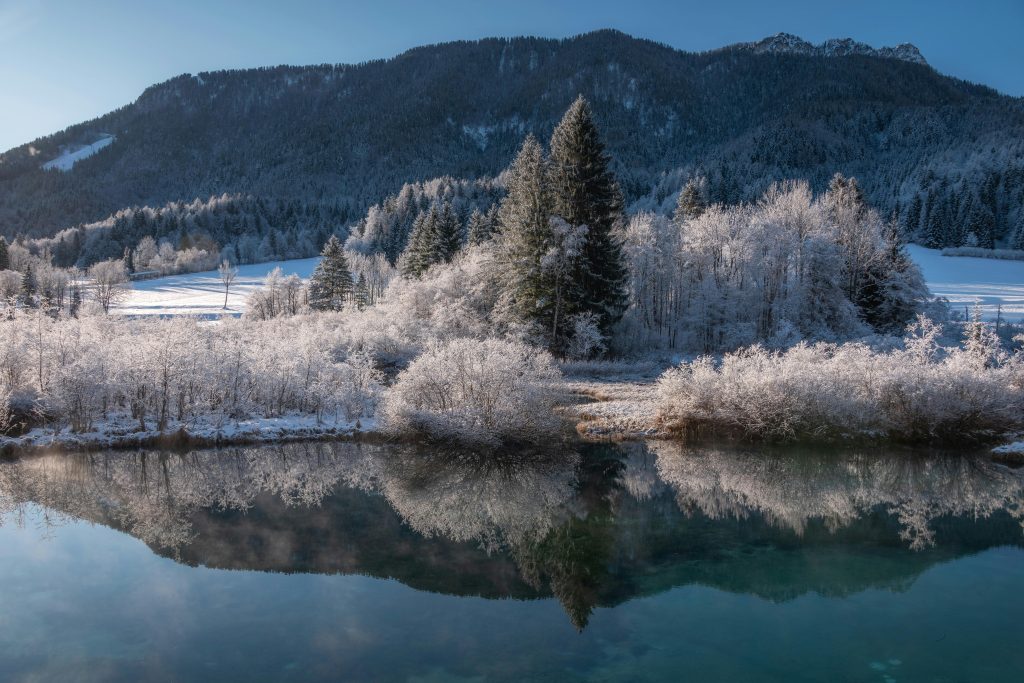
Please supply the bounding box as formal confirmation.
[924,190,947,248]
[547,96,628,335]
[494,135,557,337]
[904,194,923,236]
[353,272,369,310]
[0,236,9,271]
[434,201,462,263]
[20,264,36,307]
[307,235,353,311]
[467,208,496,245]
[401,208,437,278]
[674,177,707,224]
[1012,214,1024,251]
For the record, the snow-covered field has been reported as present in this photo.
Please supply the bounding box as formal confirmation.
[907,245,1024,321]
[113,246,1024,321]
[42,135,115,171]
[115,257,319,317]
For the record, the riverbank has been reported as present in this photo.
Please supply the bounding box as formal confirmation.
[0,414,379,456]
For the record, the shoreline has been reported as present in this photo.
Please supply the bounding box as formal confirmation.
[0,414,383,457]
[4,378,1023,461]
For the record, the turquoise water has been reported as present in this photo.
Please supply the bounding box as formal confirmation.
[0,442,1021,682]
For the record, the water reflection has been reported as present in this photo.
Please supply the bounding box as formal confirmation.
[1,441,1022,629]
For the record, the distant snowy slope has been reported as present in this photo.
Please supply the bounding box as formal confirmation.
[908,245,1024,321]
[116,247,1024,322]
[42,135,115,171]
[115,257,319,317]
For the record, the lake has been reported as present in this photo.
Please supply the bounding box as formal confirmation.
[1,441,1022,682]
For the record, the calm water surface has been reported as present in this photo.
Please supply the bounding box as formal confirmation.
[0,441,1022,682]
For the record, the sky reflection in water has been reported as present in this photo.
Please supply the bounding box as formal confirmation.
[0,442,1022,682]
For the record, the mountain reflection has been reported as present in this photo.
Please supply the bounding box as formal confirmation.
[1,441,1022,629]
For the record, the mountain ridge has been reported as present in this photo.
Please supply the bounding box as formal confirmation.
[1,29,1022,263]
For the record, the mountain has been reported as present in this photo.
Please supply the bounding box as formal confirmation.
[2,29,1023,266]
[738,32,928,65]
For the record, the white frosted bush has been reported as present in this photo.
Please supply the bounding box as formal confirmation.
[381,338,563,446]
[0,311,383,434]
[657,321,1024,443]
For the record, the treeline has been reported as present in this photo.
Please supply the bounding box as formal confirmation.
[250,98,930,360]
[22,193,351,270]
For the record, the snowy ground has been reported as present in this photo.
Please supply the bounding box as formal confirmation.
[0,412,374,453]
[112,246,1024,321]
[42,135,115,171]
[114,257,319,317]
[907,245,1024,321]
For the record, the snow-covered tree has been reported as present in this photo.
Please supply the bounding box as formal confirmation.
[548,96,628,336]
[308,236,353,311]
[88,259,130,314]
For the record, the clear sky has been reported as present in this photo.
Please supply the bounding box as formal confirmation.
[2,0,1022,152]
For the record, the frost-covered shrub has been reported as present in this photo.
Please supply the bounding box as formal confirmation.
[381,338,563,446]
[657,319,1024,443]
[0,311,383,434]
[334,246,499,366]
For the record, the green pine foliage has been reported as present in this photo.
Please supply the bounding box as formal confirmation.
[0,237,9,271]
[548,96,628,336]
[400,201,464,278]
[494,135,557,337]
[307,235,353,311]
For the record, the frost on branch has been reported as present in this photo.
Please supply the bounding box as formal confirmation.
[381,338,563,446]
[656,323,1024,443]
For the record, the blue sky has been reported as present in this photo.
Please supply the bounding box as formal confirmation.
[2,0,1022,152]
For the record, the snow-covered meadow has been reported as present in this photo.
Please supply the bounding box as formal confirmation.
[115,257,319,317]
[112,245,1024,323]
[907,245,1024,321]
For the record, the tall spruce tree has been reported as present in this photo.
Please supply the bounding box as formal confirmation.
[548,96,628,335]
[434,201,462,263]
[353,272,369,310]
[0,236,9,271]
[307,235,353,311]
[20,264,36,307]
[494,135,557,339]
[401,207,438,278]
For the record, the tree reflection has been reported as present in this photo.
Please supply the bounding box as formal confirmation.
[1,441,1022,630]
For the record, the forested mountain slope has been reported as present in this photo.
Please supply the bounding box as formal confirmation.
[2,29,1023,262]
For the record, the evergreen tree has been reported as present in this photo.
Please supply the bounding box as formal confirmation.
[1012,213,1024,251]
[0,236,8,271]
[401,208,437,278]
[20,264,36,306]
[924,190,947,248]
[857,220,926,332]
[905,193,923,236]
[434,201,462,263]
[674,177,707,225]
[494,135,557,339]
[307,235,353,311]
[467,208,496,245]
[547,96,628,336]
[353,272,369,310]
